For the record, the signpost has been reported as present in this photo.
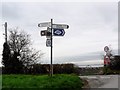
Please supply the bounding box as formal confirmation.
[40,30,47,36]
[53,24,69,29]
[104,46,109,52]
[46,27,51,39]
[104,56,110,65]
[47,27,51,32]
[53,29,65,36]
[46,39,51,47]
[38,22,51,27]
[38,19,69,77]
[50,19,53,76]
[40,30,51,36]
[104,46,111,68]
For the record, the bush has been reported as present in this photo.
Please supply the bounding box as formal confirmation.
[2,63,79,75]
[28,64,76,74]
[110,55,120,70]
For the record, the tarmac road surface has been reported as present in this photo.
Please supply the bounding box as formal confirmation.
[80,75,119,89]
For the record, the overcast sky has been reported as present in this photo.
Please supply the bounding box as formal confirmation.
[0,1,118,66]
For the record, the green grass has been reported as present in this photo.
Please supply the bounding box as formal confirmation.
[2,74,83,89]
[0,75,2,90]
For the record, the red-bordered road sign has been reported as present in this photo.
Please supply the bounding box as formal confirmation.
[104,46,109,52]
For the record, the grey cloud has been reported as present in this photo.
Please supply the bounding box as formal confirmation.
[54,51,102,63]
[1,2,118,65]
[2,2,22,20]
[96,3,117,23]
[52,49,118,64]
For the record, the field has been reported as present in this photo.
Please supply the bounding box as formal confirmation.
[2,74,83,89]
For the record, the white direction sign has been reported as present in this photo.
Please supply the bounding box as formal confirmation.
[46,39,51,47]
[53,24,69,29]
[38,22,51,27]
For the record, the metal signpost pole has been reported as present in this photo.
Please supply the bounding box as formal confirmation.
[38,20,69,77]
[51,19,53,77]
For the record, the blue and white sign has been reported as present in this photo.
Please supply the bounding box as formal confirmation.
[53,29,65,36]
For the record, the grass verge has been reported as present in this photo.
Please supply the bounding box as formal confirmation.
[2,74,83,90]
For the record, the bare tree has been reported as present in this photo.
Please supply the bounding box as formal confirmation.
[8,28,44,67]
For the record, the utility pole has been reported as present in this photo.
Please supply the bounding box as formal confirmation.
[4,22,7,43]
[50,19,53,77]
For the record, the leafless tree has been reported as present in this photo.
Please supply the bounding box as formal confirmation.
[8,28,44,67]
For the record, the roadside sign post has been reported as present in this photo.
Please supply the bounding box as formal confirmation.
[50,19,53,77]
[104,46,109,52]
[38,19,69,77]
[46,39,51,47]
[103,46,112,74]
[38,22,51,27]
[53,29,65,36]
[53,24,69,29]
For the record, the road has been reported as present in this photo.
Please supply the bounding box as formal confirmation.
[80,75,119,89]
